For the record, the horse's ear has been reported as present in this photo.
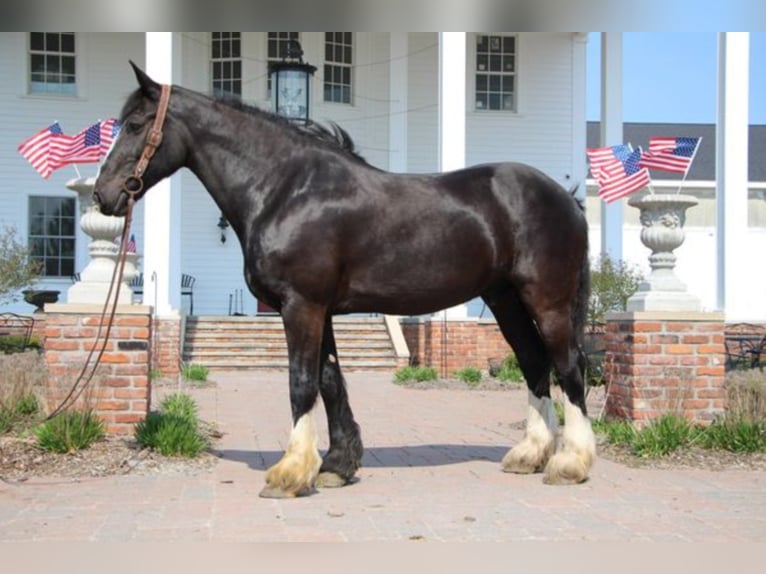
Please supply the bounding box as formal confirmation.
[129,60,161,101]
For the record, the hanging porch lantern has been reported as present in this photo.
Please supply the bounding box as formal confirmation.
[269,40,317,125]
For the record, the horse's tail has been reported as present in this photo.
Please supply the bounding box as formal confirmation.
[572,230,591,354]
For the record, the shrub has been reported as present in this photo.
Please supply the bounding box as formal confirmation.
[182,363,209,383]
[35,409,105,453]
[724,371,766,423]
[454,366,482,387]
[493,354,524,383]
[0,225,42,306]
[394,365,439,384]
[0,352,46,434]
[588,253,644,326]
[134,392,207,457]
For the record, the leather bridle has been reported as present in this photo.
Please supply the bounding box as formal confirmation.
[122,83,172,199]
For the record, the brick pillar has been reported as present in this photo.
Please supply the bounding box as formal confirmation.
[43,303,152,435]
[152,315,182,377]
[604,311,726,427]
[399,318,511,375]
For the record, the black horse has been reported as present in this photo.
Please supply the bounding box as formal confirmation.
[94,63,595,498]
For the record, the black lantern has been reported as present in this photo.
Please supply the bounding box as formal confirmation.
[217,213,229,243]
[269,40,316,125]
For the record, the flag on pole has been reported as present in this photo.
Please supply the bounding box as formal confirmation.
[638,136,701,173]
[586,144,633,184]
[48,122,102,171]
[17,122,63,178]
[126,234,137,253]
[593,148,651,203]
[99,118,121,157]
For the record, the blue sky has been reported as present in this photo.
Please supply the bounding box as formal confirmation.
[586,32,766,125]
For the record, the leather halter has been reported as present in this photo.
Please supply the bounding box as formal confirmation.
[122,83,171,197]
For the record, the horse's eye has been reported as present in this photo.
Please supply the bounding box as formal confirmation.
[125,121,142,134]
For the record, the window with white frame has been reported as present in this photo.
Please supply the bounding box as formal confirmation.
[29,33,76,95]
[267,32,300,96]
[323,32,352,104]
[28,196,76,277]
[474,34,516,112]
[211,32,242,96]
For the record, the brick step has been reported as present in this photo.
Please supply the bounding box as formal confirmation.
[183,315,400,372]
[202,358,399,372]
[183,347,396,358]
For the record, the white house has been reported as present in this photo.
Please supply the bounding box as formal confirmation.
[1,32,762,321]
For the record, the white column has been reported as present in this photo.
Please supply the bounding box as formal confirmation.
[570,33,588,204]
[438,32,467,319]
[388,32,409,173]
[438,32,466,173]
[600,33,624,260]
[716,33,750,320]
[143,32,183,317]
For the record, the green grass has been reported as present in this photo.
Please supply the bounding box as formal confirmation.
[34,409,105,453]
[454,366,483,387]
[394,365,439,384]
[492,354,524,383]
[182,363,209,383]
[134,392,208,457]
[700,419,766,453]
[593,414,766,457]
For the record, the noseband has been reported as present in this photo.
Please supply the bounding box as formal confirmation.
[122,83,171,198]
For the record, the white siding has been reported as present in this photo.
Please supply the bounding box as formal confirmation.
[406,33,439,173]
[466,33,575,186]
[0,33,145,313]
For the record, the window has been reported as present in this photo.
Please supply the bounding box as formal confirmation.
[267,32,300,96]
[29,32,76,95]
[475,34,516,112]
[323,32,352,104]
[28,196,76,277]
[211,32,242,97]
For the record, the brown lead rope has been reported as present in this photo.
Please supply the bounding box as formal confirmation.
[46,199,137,418]
[46,84,171,419]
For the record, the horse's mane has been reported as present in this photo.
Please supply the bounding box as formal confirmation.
[213,92,368,163]
[120,87,368,164]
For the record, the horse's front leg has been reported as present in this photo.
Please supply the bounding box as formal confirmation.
[259,301,324,499]
[315,317,363,488]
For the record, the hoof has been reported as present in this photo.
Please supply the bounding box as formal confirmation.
[258,484,314,498]
[501,449,542,474]
[315,471,348,488]
[542,451,591,485]
[501,439,553,474]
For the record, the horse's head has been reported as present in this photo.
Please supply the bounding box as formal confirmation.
[93,61,186,216]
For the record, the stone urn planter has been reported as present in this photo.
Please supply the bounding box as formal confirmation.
[22,289,60,313]
[626,193,701,312]
[66,177,138,305]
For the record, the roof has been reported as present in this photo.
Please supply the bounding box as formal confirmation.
[586,122,766,182]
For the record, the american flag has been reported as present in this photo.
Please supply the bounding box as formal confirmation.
[639,136,701,174]
[597,148,651,203]
[17,122,63,179]
[126,233,137,253]
[99,118,121,157]
[586,144,632,185]
[48,122,102,171]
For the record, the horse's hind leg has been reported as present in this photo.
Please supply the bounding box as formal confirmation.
[483,286,558,474]
[533,309,596,485]
[259,299,324,498]
[538,313,596,485]
[315,316,363,488]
